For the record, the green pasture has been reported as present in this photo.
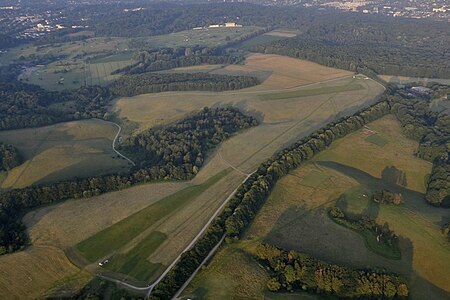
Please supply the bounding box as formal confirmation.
[74,169,230,263]
[259,83,365,101]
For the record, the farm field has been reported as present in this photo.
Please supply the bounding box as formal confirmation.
[182,115,450,300]
[0,119,131,189]
[2,26,263,90]
[0,54,385,298]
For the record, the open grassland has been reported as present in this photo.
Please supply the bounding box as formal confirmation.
[75,170,230,263]
[315,114,432,193]
[0,119,131,189]
[0,245,91,299]
[2,54,385,297]
[3,27,262,90]
[259,83,365,101]
[184,115,450,299]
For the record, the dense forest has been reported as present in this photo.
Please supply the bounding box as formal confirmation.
[255,243,408,298]
[150,100,392,299]
[0,107,256,255]
[0,142,22,171]
[109,72,260,97]
[0,82,113,130]
[120,107,257,172]
[389,85,450,206]
[113,47,245,75]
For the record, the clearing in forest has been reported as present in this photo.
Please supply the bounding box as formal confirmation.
[183,115,450,300]
[0,119,131,189]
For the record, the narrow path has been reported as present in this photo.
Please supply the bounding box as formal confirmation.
[172,235,226,300]
[145,171,255,298]
[98,119,136,166]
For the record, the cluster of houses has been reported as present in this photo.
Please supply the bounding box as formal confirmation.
[193,22,243,30]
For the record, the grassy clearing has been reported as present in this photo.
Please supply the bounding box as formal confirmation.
[0,119,131,189]
[105,231,167,282]
[315,115,432,193]
[366,134,389,146]
[184,115,450,298]
[299,170,330,187]
[75,169,230,263]
[259,83,365,101]
[0,245,91,299]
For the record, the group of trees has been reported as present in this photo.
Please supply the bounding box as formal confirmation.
[372,190,404,205]
[113,46,246,75]
[389,85,450,206]
[250,17,450,79]
[442,222,450,242]
[0,107,256,255]
[150,100,392,299]
[329,207,400,251]
[255,243,408,298]
[120,107,258,172]
[0,142,22,171]
[0,81,114,130]
[109,72,260,97]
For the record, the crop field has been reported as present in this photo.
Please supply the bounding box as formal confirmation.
[183,115,450,300]
[0,119,131,189]
[1,54,386,298]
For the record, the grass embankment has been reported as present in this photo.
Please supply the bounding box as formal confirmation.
[75,169,230,263]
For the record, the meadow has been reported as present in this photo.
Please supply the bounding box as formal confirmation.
[3,26,263,91]
[0,54,385,297]
[182,115,450,300]
[0,119,131,189]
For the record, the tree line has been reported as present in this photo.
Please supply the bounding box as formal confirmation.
[109,72,260,97]
[0,81,113,130]
[389,85,450,207]
[150,100,392,299]
[373,190,404,205]
[0,107,256,255]
[120,107,258,172]
[255,243,408,298]
[0,142,22,171]
[328,206,400,258]
[112,46,246,75]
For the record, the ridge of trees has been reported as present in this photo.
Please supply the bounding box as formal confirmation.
[255,243,408,298]
[0,81,114,130]
[0,142,22,171]
[389,85,450,207]
[112,46,246,75]
[109,72,260,97]
[150,100,392,299]
[372,190,404,205]
[0,107,257,255]
[328,207,401,260]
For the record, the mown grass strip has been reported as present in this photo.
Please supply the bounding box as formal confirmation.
[365,134,389,146]
[75,169,230,262]
[259,83,364,101]
[105,231,167,282]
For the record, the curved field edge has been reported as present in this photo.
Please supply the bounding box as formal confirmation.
[182,115,450,299]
